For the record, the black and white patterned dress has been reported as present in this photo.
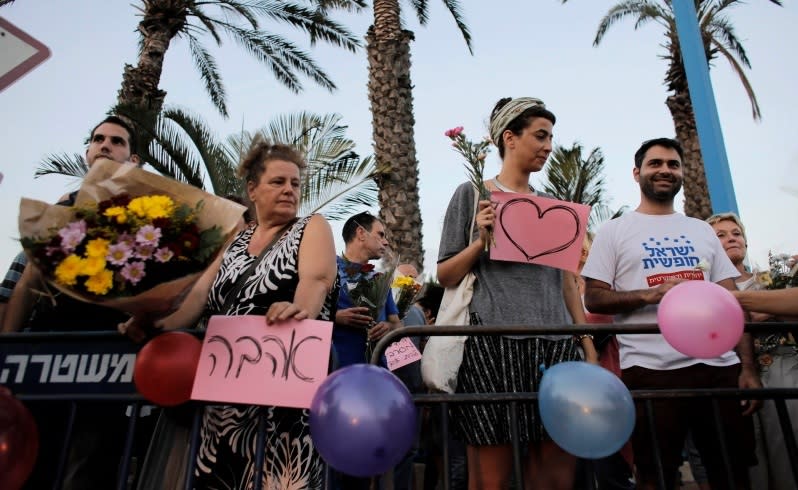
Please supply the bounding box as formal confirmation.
[194,216,338,489]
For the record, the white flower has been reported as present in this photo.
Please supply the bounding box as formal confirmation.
[695,259,711,272]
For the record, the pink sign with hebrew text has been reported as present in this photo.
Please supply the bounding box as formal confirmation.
[191,315,332,409]
[385,337,422,371]
[490,192,591,273]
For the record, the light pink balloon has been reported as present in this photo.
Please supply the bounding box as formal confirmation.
[657,281,744,359]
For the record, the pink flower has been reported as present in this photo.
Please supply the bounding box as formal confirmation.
[136,225,161,247]
[117,233,136,246]
[121,261,146,285]
[107,242,133,266]
[444,126,464,139]
[135,244,156,260]
[58,220,87,253]
[154,247,174,263]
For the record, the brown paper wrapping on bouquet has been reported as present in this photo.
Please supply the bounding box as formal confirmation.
[18,158,247,316]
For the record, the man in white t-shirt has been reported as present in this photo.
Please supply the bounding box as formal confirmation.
[581,137,760,490]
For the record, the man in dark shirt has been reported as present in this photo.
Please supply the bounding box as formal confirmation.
[2,115,150,490]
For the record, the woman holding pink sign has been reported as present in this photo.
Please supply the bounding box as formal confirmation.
[126,138,339,489]
[437,97,596,490]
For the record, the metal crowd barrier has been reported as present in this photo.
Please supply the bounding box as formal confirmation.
[1,322,796,490]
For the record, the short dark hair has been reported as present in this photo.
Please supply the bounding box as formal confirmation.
[490,97,557,159]
[90,115,139,156]
[342,211,380,244]
[634,138,684,168]
[417,283,444,319]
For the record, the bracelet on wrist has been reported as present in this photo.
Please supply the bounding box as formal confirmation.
[575,334,594,341]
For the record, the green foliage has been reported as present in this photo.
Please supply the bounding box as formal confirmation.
[540,142,627,231]
[134,0,364,117]
[197,226,225,263]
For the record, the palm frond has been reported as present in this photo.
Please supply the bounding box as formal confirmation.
[410,0,430,25]
[262,2,361,50]
[202,0,260,29]
[159,107,240,194]
[707,14,750,67]
[222,24,337,92]
[594,0,665,46]
[711,39,761,119]
[187,5,224,43]
[312,0,368,13]
[35,153,89,181]
[301,154,384,220]
[541,143,608,208]
[439,0,473,54]
[145,112,208,188]
[187,34,229,117]
[227,1,360,51]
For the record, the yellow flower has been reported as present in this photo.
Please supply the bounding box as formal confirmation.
[80,256,107,276]
[392,275,417,288]
[85,238,110,258]
[103,206,128,224]
[54,255,83,286]
[756,271,773,287]
[85,269,114,295]
[127,195,175,220]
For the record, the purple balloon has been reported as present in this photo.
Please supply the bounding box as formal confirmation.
[310,364,416,477]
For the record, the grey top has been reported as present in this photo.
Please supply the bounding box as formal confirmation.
[437,182,570,340]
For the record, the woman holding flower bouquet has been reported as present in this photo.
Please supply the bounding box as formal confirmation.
[126,138,339,489]
[708,213,798,490]
[438,97,595,490]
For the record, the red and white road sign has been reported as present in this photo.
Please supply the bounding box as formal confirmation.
[0,17,50,92]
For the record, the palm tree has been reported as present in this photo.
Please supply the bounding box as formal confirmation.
[366,0,472,270]
[539,142,626,231]
[580,0,781,219]
[35,110,384,221]
[114,0,365,148]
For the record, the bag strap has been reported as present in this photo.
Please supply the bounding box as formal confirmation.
[221,219,296,312]
[468,185,479,245]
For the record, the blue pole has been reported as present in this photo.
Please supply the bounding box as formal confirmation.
[671,0,739,215]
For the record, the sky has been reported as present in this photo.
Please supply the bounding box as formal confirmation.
[1,0,796,279]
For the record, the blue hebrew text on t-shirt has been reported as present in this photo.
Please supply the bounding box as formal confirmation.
[641,235,701,270]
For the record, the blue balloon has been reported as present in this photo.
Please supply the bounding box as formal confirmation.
[539,362,635,459]
[309,364,417,477]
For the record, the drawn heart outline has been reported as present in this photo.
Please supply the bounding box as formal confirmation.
[498,197,581,262]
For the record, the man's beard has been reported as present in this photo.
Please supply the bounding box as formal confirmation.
[640,175,683,202]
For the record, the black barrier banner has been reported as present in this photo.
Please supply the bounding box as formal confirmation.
[0,334,142,396]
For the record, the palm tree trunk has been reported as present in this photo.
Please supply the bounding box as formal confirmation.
[666,89,713,219]
[115,1,187,152]
[367,0,425,270]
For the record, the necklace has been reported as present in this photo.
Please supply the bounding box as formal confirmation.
[493,175,535,194]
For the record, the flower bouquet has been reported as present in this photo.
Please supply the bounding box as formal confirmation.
[753,251,797,359]
[392,274,422,319]
[346,253,398,359]
[445,126,494,250]
[18,159,246,316]
[756,252,798,290]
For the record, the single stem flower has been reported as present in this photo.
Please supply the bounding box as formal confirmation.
[445,127,494,250]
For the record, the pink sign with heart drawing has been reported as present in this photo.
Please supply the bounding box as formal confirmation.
[490,191,591,272]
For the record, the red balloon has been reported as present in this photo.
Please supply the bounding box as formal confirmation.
[134,331,202,406]
[0,389,39,490]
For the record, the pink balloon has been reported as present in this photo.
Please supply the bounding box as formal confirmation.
[657,281,744,359]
